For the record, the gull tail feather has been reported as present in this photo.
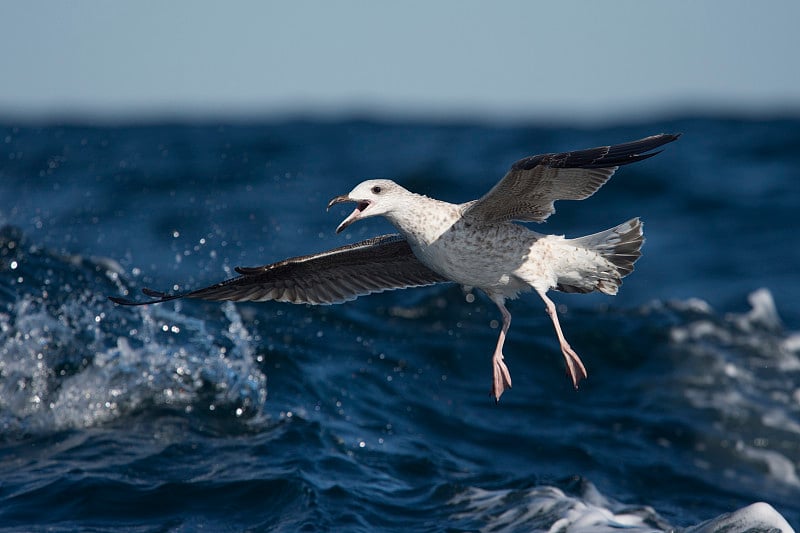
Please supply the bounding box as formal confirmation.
[557,218,644,295]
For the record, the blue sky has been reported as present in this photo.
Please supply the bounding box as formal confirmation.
[1,1,798,122]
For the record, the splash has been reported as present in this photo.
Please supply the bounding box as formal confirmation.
[0,225,267,436]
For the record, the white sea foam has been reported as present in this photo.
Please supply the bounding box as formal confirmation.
[449,481,794,532]
[686,502,795,533]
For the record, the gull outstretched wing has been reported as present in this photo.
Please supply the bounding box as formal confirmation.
[463,133,680,223]
[109,234,449,306]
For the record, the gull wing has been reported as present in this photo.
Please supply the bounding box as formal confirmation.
[463,133,680,223]
[109,234,449,306]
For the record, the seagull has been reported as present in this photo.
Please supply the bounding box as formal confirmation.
[110,133,679,401]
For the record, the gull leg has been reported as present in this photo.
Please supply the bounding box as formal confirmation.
[535,289,588,389]
[490,296,513,402]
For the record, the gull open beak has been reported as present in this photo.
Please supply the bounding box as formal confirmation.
[327,194,371,234]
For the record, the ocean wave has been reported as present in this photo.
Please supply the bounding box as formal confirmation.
[0,225,267,436]
[659,289,800,494]
[449,480,793,532]
[1,222,798,530]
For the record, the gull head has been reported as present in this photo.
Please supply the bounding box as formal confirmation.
[327,179,407,234]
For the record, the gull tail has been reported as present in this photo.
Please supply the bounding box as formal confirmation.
[557,218,644,295]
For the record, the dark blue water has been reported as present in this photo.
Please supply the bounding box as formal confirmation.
[0,117,797,532]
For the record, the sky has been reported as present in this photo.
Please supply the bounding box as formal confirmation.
[1,1,798,123]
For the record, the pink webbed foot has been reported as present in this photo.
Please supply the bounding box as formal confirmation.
[560,342,588,389]
[536,289,590,390]
[492,351,513,403]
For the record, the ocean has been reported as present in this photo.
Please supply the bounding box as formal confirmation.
[0,117,797,531]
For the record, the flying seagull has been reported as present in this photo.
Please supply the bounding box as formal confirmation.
[110,133,679,401]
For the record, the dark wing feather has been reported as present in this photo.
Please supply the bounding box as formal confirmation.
[109,234,449,306]
[463,133,680,223]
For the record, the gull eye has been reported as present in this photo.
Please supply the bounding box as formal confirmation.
[371,185,382,194]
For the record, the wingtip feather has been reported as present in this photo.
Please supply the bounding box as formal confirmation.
[141,287,167,298]
[108,287,184,306]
